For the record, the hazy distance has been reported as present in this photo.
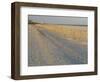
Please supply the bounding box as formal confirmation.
[28,15,88,26]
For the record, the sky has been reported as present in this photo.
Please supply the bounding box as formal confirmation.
[28,15,88,26]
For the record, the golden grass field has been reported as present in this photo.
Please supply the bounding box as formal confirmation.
[34,24,87,45]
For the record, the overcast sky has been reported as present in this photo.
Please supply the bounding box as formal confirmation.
[28,15,88,26]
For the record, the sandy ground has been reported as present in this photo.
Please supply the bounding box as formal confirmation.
[28,24,87,66]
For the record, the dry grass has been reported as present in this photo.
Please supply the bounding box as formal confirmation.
[35,24,87,44]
